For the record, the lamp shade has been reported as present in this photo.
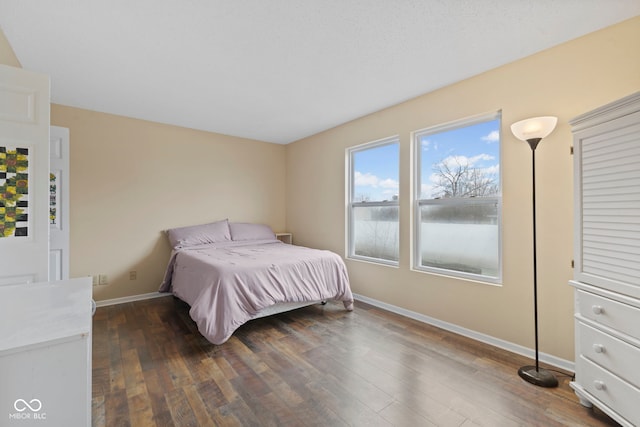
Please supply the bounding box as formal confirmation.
[510,116,558,141]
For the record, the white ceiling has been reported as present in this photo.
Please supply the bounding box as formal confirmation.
[1,1,639,144]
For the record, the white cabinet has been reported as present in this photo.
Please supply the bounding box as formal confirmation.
[275,232,293,244]
[569,92,640,427]
[0,278,93,426]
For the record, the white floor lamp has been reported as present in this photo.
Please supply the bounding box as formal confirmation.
[510,116,559,388]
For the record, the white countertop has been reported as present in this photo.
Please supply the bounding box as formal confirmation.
[0,277,93,353]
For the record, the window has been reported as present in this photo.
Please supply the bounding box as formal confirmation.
[414,112,501,283]
[347,137,399,265]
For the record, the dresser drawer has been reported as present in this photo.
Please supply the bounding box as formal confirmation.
[577,290,640,339]
[578,322,640,389]
[578,356,640,426]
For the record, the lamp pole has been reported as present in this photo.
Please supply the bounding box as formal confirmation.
[517,137,558,387]
[510,116,559,387]
[529,138,541,374]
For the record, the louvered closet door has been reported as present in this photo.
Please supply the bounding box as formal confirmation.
[574,109,640,298]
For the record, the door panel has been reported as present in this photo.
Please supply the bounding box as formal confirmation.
[0,64,50,285]
[49,126,69,281]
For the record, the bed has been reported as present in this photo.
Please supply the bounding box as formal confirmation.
[159,219,354,344]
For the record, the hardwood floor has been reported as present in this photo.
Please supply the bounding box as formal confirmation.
[92,296,620,427]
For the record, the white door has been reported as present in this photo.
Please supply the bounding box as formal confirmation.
[0,64,50,285]
[49,126,69,280]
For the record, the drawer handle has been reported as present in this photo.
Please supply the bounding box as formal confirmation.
[592,305,604,315]
[593,344,606,354]
[593,380,606,391]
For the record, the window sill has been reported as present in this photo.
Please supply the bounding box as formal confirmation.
[346,255,399,268]
[410,266,502,287]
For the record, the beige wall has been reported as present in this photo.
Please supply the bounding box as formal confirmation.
[2,31,287,301]
[2,18,639,361]
[50,105,286,300]
[2,30,286,301]
[286,16,640,362]
[0,28,21,67]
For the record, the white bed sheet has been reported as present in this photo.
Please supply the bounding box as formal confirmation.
[159,240,353,344]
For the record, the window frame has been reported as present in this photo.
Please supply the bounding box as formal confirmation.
[412,112,502,284]
[346,136,400,267]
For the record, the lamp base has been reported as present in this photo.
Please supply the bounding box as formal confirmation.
[518,365,558,388]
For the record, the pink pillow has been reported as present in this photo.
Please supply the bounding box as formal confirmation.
[229,222,276,241]
[166,219,231,248]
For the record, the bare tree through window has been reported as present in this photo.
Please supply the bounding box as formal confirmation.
[432,156,498,198]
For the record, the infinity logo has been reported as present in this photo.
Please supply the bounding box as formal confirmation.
[14,399,42,412]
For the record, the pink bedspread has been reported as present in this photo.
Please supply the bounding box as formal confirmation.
[159,240,353,344]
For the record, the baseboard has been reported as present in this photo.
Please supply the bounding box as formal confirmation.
[353,293,575,373]
[94,291,171,308]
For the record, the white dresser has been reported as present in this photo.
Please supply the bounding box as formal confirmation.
[0,278,93,426]
[569,92,640,427]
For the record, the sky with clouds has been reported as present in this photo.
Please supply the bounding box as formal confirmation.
[353,118,500,201]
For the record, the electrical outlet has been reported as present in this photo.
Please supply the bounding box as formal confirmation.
[129,271,137,280]
[91,275,98,286]
[99,274,108,285]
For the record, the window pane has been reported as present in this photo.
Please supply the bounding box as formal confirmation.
[419,201,499,277]
[353,143,399,202]
[348,138,399,265]
[419,119,500,200]
[414,113,501,282]
[352,205,399,262]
